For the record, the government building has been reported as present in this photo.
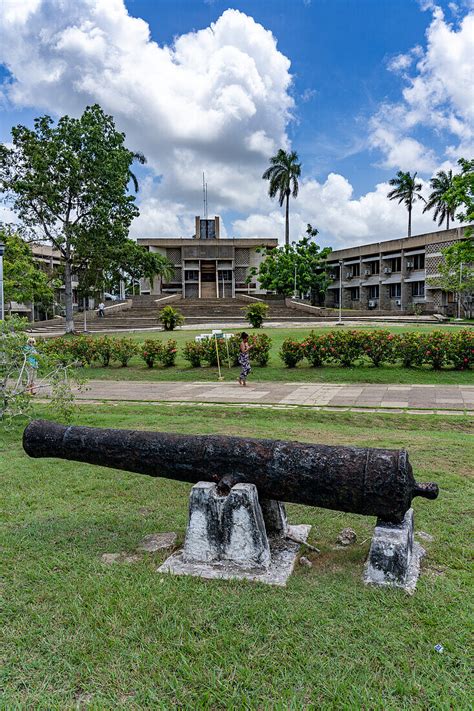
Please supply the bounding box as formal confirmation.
[138,215,277,299]
[324,226,470,314]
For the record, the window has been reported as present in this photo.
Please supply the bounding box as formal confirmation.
[350,287,360,301]
[200,219,216,240]
[218,270,233,281]
[184,270,199,281]
[370,261,380,275]
[351,263,360,277]
[389,257,401,272]
[411,281,425,297]
[389,284,401,298]
[413,254,425,270]
[369,285,379,299]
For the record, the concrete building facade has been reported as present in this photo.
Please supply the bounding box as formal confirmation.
[138,216,278,299]
[324,226,470,314]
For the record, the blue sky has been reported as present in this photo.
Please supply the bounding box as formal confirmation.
[0,0,472,247]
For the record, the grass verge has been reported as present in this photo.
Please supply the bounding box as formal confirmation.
[1,405,472,708]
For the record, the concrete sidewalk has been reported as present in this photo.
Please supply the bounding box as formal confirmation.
[78,380,474,415]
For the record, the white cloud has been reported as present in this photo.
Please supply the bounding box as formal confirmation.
[234,173,450,248]
[0,0,469,251]
[0,1,292,218]
[370,5,474,172]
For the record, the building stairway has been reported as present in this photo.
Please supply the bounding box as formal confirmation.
[30,296,328,333]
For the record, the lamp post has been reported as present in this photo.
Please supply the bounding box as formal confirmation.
[294,261,297,299]
[338,260,343,325]
[457,262,463,320]
[0,240,5,322]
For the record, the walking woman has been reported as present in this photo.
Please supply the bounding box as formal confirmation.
[24,337,39,395]
[238,332,252,386]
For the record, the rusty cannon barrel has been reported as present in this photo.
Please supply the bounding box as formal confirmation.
[23,420,438,522]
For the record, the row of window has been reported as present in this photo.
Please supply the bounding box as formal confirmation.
[184,270,233,282]
[337,253,425,278]
[345,282,425,301]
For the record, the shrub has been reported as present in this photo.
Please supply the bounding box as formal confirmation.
[447,329,474,370]
[361,330,396,367]
[249,333,272,366]
[420,331,449,370]
[140,339,164,368]
[111,337,138,367]
[159,305,185,331]
[326,330,364,367]
[280,338,304,368]
[244,302,269,329]
[68,336,96,366]
[183,341,205,368]
[40,336,75,365]
[94,336,113,367]
[301,331,327,367]
[159,339,178,367]
[199,336,225,367]
[394,333,424,368]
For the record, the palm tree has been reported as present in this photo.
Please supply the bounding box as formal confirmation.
[262,149,301,247]
[387,170,425,237]
[129,151,147,192]
[423,169,455,230]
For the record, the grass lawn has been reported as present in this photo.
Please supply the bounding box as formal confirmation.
[81,326,474,385]
[1,405,472,708]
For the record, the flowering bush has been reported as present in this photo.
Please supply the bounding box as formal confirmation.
[301,331,327,367]
[326,330,364,367]
[93,336,113,367]
[394,333,424,368]
[159,339,178,367]
[447,329,474,370]
[183,341,205,367]
[67,335,96,366]
[40,336,75,365]
[140,339,164,368]
[419,331,449,370]
[110,337,138,367]
[198,337,224,367]
[249,333,272,366]
[280,338,304,368]
[361,330,396,367]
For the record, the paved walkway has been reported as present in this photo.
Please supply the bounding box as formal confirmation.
[78,380,474,415]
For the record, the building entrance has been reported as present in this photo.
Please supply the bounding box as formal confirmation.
[200,261,217,298]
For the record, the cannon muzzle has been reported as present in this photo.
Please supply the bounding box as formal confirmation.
[23,420,438,522]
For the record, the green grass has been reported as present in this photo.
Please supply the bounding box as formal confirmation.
[81,326,474,385]
[1,405,472,708]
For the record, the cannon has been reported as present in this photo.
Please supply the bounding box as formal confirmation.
[23,420,438,523]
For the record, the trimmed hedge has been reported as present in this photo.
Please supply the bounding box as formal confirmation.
[183,333,272,368]
[280,329,474,370]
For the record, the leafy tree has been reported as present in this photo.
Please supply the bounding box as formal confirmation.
[249,224,332,304]
[262,149,301,247]
[442,158,474,236]
[1,229,54,315]
[387,170,425,237]
[423,169,456,230]
[0,104,143,332]
[427,238,474,318]
[75,239,174,301]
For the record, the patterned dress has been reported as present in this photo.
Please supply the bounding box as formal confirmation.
[238,349,251,381]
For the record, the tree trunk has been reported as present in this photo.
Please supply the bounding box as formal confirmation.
[285,191,290,247]
[446,214,450,230]
[408,202,412,238]
[64,259,75,333]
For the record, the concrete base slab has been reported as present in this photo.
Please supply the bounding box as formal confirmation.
[364,508,425,594]
[157,524,311,587]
